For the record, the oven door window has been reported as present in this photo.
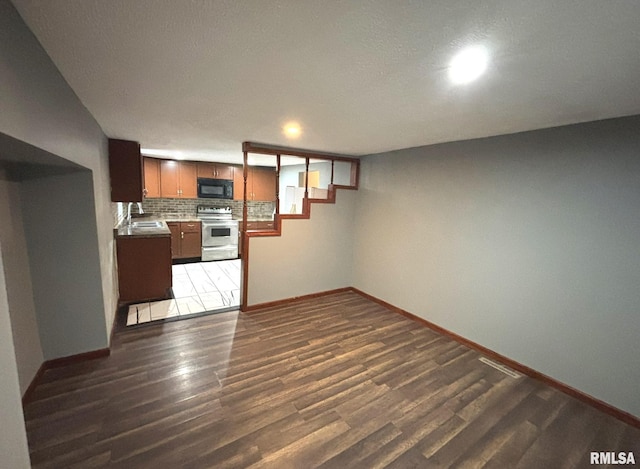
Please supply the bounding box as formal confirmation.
[209,227,231,237]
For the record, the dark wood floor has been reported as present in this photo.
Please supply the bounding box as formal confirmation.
[24,291,639,468]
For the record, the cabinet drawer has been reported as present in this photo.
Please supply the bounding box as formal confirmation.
[181,221,201,233]
[246,221,274,230]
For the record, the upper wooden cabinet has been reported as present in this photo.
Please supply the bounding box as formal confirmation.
[108,138,143,202]
[233,165,244,201]
[248,166,277,201]
[143,157,161,198]
[196,162,234,180]
[233,166,276,201]
[160,160,197,198]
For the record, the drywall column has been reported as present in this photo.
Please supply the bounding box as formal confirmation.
[0,172,44,393]
[0,246,31,468]
[20,171,108,359]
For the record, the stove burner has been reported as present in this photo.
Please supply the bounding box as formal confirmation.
[197,205,233,220]
[197,205,232,214]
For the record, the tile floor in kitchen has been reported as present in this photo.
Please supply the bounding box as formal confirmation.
[126,259,241,326]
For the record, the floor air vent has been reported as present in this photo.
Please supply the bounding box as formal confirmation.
[479,357,521,378]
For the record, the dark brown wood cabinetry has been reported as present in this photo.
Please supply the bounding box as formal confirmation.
[167,221,201,259]
[180,222,202,258]
[254,167,277,201]
[246,221,275,230]
[167,223,181,258]
[108,138,143,202]
[123,150,279,202]
[196,162,234,180]
[143,157,161,198]
[233,165,244,201]
[160,160,197,198]
[116,236,172,302]
[246,166,277,201]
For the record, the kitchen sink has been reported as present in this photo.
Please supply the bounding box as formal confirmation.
[131,220,163,229]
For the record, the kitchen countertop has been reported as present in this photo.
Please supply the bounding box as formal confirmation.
[115,218,171,238]
[115,215,277,237]
[116,214,280,238]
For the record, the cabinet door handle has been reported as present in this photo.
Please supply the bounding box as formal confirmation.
[181,231,184,239]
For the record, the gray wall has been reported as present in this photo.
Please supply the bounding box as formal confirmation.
[353,115,640,417]
[0,198,32,469]
[0,172,44,392]
[21,171,108,359]
[248,189,356,306]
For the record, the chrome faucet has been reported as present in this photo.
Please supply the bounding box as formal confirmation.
[126,202,144,223]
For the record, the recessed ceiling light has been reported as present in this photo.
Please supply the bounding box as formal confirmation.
[283,122,302,138]
[448,45,489,85]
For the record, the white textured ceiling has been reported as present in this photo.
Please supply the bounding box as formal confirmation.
[11,0,640,163]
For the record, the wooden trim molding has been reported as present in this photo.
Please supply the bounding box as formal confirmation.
[44,348,110,369]
[349,287,640,430]
[22,348,110,407]
[243,287,353,312]
[242,141,356,162]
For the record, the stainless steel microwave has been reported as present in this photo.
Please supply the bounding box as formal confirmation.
[197,178,233,199]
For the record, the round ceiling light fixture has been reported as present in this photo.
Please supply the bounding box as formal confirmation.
[448,45,489,85]
[283,122,302,139]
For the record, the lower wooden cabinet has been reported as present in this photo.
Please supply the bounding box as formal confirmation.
[116,236,172,302]
[167,221,202,259]
[246,221,275,230]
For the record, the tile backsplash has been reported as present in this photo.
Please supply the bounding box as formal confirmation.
[141,198,275,219]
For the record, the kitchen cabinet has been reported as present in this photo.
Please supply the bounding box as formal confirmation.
[233,165,244,201]
[167,223,181,258]
[180,222,202,258]
[143,157,161,198]
[167,221,201,259]
[116,235,172,302]
[246,166,277,201]
[160,160,197,198]
[232,165,275,201]
[246,221,275,230]
[196,162,234,180]
[252,167,277,201]
[108,138,143,202]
